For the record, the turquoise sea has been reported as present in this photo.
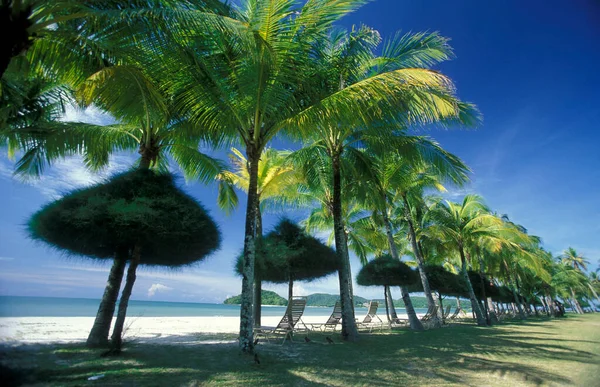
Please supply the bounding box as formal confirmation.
[0,296,428,318]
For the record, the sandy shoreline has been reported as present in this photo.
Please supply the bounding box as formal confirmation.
[0,312,416,345]
[0,315,345,345]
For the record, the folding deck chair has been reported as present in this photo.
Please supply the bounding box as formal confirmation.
[308,301,342,331]
[357,301,384,332]
[420,305,438,323]
[254,297,308,344]
[446,306,462,322]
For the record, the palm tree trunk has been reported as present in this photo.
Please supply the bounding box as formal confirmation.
[383,286,391,322]
[253,207,263,327]
[331,152,359,341]
[400,195,441,328]
[459,247,486,326]
[287,276,294,329]
[110,245,141,350]
[476,255,491,325]
[570,288,583,313]
[86,252,127,347]
[386,286,398,320]
[239,145,260,353]
[438,293,445,324]
[504,262,526,318]
[381,207,423,331]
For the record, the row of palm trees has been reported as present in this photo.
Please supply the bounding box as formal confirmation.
[1,0,596,353]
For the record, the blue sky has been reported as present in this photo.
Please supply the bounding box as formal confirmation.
[1,0,599,303]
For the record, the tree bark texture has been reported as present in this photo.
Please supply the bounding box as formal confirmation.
[400,195,442,328]
[253,207,263,327]
[331,152,359,341]
[288,277,294,326]
[110,245,140,350]
[570,288,584,313]
[383,285,391,322]
[385,286,397,320]
[381,207,423,330]
[86,254,127,347]
[477,255,491,325]
[459,247,487,326]
[239,146,259,353]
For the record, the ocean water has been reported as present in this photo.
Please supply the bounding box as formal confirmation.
[0,296,431,318]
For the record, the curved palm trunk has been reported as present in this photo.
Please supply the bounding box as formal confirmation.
[514,276,529,316]
[400,195,441,328]
[570,288,583,314]
[86,252,127,347]
[381,208,423,331]
[331,152,359,341]
[110,245,141,350]
[459,247,486,326]
[383,286,391,322]
[239,146,259,353]
[386,286,398,320]
[504,262,526,319]
[476,255,492,325]
[287,275,294,329]
[253,208,263,327]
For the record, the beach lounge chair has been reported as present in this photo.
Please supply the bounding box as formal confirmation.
[308,301,342,331]
[254,297,308,344]
[446,306,462,321]
[419,305,436,322]
[442,305,452,319]
[357,301,384,332]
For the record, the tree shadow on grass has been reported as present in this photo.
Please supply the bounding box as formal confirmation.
[1,317,599,386]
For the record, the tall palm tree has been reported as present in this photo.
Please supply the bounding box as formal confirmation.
[362,144,470,328]
[0,0,232,80]
[425,195,533,326]
[217,147,298,326]
[287,25,479,340]
[561,248,590,272]
[164,1,478,349]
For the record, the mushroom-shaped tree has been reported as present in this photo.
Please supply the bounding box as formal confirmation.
[28,169,221,349]
[356,255,419,322]
[407,265,468,322]
[236,219,338,324]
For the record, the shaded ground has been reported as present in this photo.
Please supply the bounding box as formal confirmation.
[1,314,599,386]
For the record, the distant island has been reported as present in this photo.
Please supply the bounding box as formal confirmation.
[224,291,367,307]
[224,290,287,306]
[223,292,460,309]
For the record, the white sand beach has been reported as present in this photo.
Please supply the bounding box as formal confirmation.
[0,314,414,345]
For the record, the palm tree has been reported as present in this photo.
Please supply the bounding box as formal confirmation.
[361,144,470,328]
[561,247,590,272]
[218,147,298,326]
[164,1,478,349]
[0,0,233,80]
[425,195,534,326]
[286,25,479,340]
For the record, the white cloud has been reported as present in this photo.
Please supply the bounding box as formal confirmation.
[59,105,116,126]
[0,257,15,261]
[148,283,173,297]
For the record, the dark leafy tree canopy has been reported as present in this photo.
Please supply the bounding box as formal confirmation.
[28,169,221,266]
[236,219,338,283]
[407,265,468,298]
[356,254,419,287]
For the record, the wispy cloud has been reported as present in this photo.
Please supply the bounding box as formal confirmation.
[148,283,173,297]
[0,154,135,199]
[59,105,116,126]
[0,257,15,261]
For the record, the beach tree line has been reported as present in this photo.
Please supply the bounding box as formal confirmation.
[1,0,598,355]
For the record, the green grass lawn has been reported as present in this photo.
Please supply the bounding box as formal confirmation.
[2,314,599,386]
